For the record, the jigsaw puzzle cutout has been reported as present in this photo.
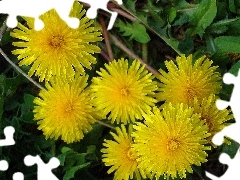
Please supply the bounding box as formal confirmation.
[0,126,60,180]
[206,69,240,179]
[0,0,79,31]
[206,148,240,180]
[24,155,60,180]
[0,126,15,171]
[0,0,122,31]
[78,0,122,30]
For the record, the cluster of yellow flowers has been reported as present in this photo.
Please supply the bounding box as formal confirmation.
[10,1,233,179]
[101,55,232,179]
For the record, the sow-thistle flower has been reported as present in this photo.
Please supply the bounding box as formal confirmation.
[101,124,146,180]
[91,58,158,124]
[193,94,233,143]
[132,103,211,179]
[11,1,102,81]
[33,74,97,144]
[156,54,221,106]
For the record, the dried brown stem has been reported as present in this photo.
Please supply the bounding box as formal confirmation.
[100,49,111,62]
[99,15,114,61]
[96,120,115,130]
[110,8,137,22]
[109,34,159,75]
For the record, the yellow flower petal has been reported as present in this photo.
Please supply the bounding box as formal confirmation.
[156,54,221,106]
[33,74,97,143]
[91,58,158,124]
[11,1,102,82]
[101,124,146,180]
[132,103,211,179]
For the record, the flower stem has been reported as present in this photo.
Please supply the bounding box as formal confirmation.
[142,43,148,62]
[99,15,114,61]
[96,120,115,130]
[0,48,44,90]
[109,33,159,74]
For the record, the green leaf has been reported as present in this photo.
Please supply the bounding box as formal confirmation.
[167,7,177,23]
[215,36,240,53]
[20,94,35,123]
[61,147,72,154]
[228,60,240,76]
[5,74,22,96]
[178,36,194,55]
[63,162,90,180]
[222,138,240,158]
[24,93,35,109]
[229,0,236,13]
[173,0,198,26]
[122,0,136,12]
[87,145,96,154]
[0,74,6,95]
[115,21,151,43]
[188,0,217,37]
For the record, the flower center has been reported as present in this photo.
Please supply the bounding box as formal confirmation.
[126,147,135,161]
[120,88,130,96]
[56,100,75,118]
[65,103,73,114]
[186,85,197,99]
[167,139,180,151]
[49,35,65,48]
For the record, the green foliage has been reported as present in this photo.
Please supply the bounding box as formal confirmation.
[229,60,240,76]
[115,21,150,43]
[0,0,240,179]
[215,36,240,53]
[187,0,217,38]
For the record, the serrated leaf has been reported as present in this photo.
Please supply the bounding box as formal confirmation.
[116,21,150,43]
[208,18,239,35]
[215,36,240,53]
[188,0,217,37]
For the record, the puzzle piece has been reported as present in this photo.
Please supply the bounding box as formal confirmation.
[0,160,8,171]
[212,69,240,145]
[78,0,123,30]
[206,147,240,180]
[206,69,240,179]
[24,155,60,180]
[0,0,79,31]
[0,126,15,146]
[12,172,24,180]
[0,126,15,172]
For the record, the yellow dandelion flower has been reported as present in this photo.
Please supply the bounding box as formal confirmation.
[33,74,97,143]
[101,124,146,180]
[11,1,102,82]
[132,103,211,179]
[91,58,158,124]
[193,94,233,143]
[156,54,221,106]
